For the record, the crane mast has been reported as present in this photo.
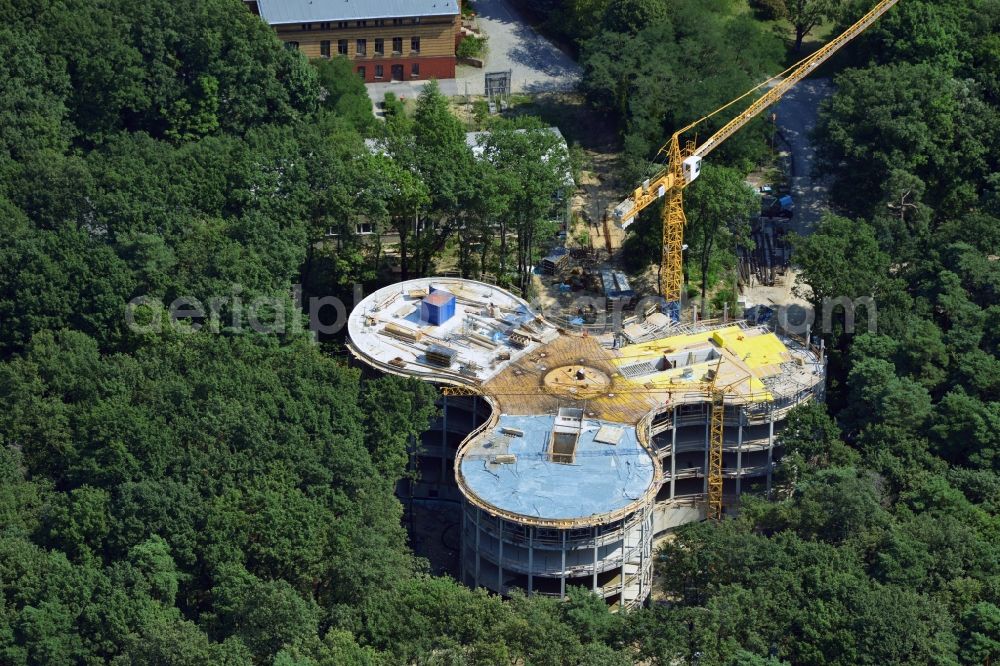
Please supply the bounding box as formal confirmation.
[613,0,901,319]
[609,0,901,520]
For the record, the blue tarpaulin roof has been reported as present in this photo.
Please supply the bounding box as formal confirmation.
[460,415,655,520]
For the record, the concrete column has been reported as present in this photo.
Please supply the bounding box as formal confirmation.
[649,512,654,589]
[527,527,534,594]
[619,518,626,601]
[497,520,504,594]
[735,416,744,496]
[437,396,448,483]
[703,411,710,494]
[670,407,677,499]
[637,510,646,606]
[442,395,448,448]
[560,532,567,599]
[592,526,599,594]
[461,506,467,585]
[766,409,775,497]
[474,508,480,588]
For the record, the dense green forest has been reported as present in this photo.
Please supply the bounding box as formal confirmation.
[1,0,998,664]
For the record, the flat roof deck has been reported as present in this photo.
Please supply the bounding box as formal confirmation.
[459,414,656,521]
[347,278,558,384]
[347,278,825,524]
[481,324,812,422]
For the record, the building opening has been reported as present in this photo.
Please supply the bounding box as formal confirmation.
[550,407,583,464]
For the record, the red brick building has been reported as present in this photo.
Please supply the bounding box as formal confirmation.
[247,0,461,83]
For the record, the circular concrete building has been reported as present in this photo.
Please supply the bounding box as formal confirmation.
[348,278,824,609]
[458,409,658,608]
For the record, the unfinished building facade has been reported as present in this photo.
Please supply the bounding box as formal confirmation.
[348,278,824,608]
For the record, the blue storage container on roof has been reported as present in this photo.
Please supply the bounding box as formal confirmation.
[421,290,456,325]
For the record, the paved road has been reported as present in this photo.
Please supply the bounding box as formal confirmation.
[773,78,834,235]
[367,0,581,103]
[464,0,581,94]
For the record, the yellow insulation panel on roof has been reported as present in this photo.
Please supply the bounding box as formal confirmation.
[612,325,788,396]
[614,327,727,362]
[746,376,774,402]
[621,360,719,388]
[711,328,790,374]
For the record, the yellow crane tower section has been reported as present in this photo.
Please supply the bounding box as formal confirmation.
[612,0,902,319]
[612,0,901,519]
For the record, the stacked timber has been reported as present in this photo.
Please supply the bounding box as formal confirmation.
[541,248,569,274]
[508,332,531,348]
[426,344,458,367]
[383,323,422,343]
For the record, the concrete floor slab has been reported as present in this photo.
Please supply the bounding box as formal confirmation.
[460,414,655,521]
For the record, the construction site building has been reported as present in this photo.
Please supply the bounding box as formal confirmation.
[348,278,825,609]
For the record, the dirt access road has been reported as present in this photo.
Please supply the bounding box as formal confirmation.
[773,78,834,235]
[745,78,835,310]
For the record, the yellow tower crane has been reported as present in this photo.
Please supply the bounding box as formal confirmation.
[612,0,901,321]
[700,356,751,521]
[612,0,901,519]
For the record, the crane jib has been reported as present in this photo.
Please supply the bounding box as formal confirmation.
[611,0,901,227]
[605,0,902,522]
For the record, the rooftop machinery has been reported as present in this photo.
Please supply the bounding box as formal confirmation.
[612,0,902,320]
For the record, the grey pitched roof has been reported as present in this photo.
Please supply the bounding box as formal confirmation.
[256,0,460,25]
